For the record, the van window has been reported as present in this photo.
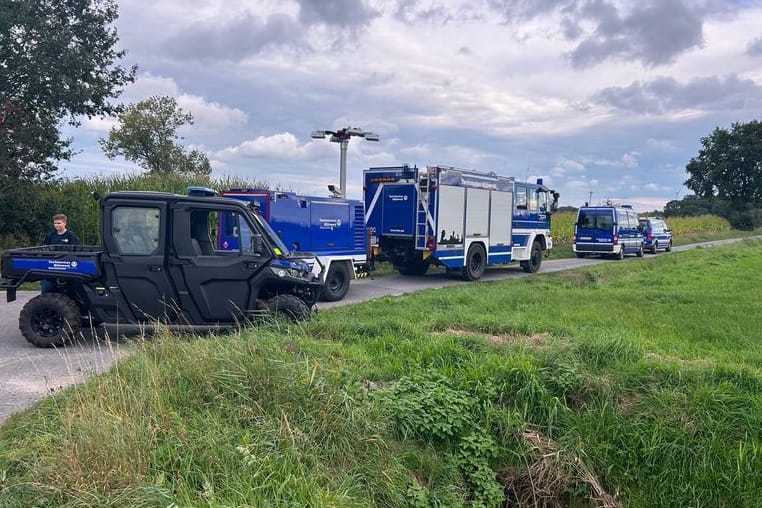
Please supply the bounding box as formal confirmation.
[577,209,613,231]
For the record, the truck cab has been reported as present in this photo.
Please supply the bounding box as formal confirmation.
[1,188,323,347]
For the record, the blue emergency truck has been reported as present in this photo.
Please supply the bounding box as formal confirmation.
[219,189,367,301]
[363,165,559,280]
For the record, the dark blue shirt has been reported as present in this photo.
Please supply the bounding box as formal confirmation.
[44,230,79,246]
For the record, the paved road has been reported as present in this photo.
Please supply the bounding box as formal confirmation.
[0,237,751,423]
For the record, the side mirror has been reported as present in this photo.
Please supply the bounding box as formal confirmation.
[250,234,264,255]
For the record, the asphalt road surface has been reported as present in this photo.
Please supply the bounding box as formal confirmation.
[0,237,751,423]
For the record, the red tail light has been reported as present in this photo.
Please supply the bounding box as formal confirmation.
[613,235,619,245]
[647,233,653,239]
[426,236,435,250]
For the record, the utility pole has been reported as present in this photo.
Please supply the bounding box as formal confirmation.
[311,127,379,198]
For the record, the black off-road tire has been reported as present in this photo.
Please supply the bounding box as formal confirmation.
[665,241,672,252]
[575,252,586,258]
[19,293,81,348]
[462,243,486,281]
[266,294,311,322]
[521,241,543,273]
[652,241,659,254]
[636,245,644,257]
[320,262,350,302]
[614,248,625,260]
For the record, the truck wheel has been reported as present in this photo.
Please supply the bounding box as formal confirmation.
[636,245,644,257]
[652,241,659,254]
[575,252,586,258]
[666,241,672,252]
[462,243,486,281]
[266,294,311,322]
[397,258,430,276]
[321,263,350,302]
[19,293,81,348]
[521,241,543,273]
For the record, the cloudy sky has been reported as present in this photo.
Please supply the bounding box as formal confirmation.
[62,0,762,211]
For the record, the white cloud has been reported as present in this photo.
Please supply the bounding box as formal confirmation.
[82,116,119,133]
[176,94,248,131]
[215,132,328,160]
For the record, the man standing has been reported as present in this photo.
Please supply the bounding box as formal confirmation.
[41,214,79,292]
[44,214,79,246]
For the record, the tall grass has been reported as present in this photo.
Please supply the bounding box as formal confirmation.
[2,240,762,506]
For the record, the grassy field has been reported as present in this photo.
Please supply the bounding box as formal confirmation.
[1,239,762,506]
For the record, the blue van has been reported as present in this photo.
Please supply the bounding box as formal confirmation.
[573,205,644,259]
[638,216,672,253]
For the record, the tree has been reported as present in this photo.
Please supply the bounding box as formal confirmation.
[0,0,136,190]
[100,96,212,176]
[685,120,762,207]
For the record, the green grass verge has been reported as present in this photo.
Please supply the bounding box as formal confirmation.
[2,240,762,506]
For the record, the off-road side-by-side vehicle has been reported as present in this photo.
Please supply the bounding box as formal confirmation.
[1,188,324,347]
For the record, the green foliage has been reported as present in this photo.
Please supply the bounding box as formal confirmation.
[0,0,135,185]
[0,173,265,248]
[100,96,211,176]
[685,120,762,206]
[682,120,762,228]
[373,372,504,507]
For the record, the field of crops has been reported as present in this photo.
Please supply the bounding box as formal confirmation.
[551,211,732,246]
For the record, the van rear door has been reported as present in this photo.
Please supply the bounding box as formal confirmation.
[575,208,614,253]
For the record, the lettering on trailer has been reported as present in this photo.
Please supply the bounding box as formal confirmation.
[12,258,99,274]
[438,170,513,192]
[388,194,409,202]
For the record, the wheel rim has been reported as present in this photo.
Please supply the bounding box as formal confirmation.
[327,272,345,292]
[470,251,483,273]
[31,308,65,338]
[532,247,541,268]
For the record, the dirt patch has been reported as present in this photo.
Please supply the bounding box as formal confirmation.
[434,328,549,346]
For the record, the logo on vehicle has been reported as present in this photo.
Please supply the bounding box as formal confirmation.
[320,218,342,230]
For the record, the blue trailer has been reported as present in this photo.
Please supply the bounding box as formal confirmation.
[219,189,368,301]
[363,165,559,279]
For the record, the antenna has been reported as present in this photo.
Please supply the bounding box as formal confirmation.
[525,163,530,183]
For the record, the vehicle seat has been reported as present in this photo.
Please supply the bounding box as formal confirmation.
[191,238,203,256]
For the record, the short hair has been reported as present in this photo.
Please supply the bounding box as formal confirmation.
[53,214,67,222]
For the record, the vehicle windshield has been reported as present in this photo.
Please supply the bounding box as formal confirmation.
[577,210,613,231]
[640,218,665,230]
[248,208,291,256]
